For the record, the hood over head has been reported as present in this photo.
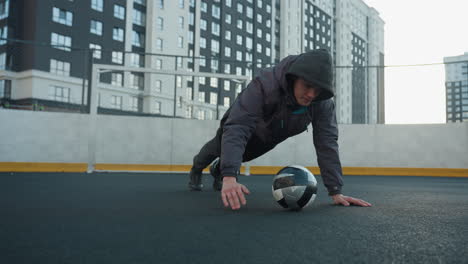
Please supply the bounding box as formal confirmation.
[285,49,334,101]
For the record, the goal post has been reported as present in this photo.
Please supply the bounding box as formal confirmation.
[87,63,251,173]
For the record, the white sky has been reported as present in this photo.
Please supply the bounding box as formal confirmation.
[362,0,468,124]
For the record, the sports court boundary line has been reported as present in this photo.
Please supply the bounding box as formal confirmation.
[1,162,467,177]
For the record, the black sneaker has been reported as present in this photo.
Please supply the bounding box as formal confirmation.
[188,169,203,191]
[210,158,222,191]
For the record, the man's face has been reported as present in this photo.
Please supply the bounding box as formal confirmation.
[293,78,322,106]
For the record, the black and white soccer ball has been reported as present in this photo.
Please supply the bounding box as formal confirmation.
[272,165,318,210]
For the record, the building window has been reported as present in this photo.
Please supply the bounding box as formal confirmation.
[200,19,207,30]
[186,106,193,118]
[212,22,220,36]
[154,80,162,93]
[130,73,144,90]
[224,64,230,74]
[50,59,70,76]
[0,52,5,70]
[178,36,184,48]
[199,56,206,67]
[132,31,145,47]
[198,110,205,120]
[52,7,73,26]
[49,86,70,102]
[257,14,262,23]
[130,53,144,67]
[157,0,164,9]
[256,43,262,53]
[210,92,217,105]
[211,39,219,53]
[89,43,101,59]
[200,37,206,48]
[90,20,102,35]
[188,32,193,44]
[246,22,253,34]
[176,57,183,69]
[246,37,252,49]
[212,5,220,18]
[224,97,230,107]
[133,9,146,26]
[112,51,123,64]
[225,30,231,40]
[114,4,125,20]
[51,32,72,51]
[186,87,192,100]
[236,19,243,30]
[156,59,162,70]
[236,35,242,45]
[246,52,252,61]
[257,28,262,38]
[179,0,184,9]
[0,26,6,45]
[237,3,243,13]
[199,77,206,85]
[111,73,123,86]
[236,51,242,61]
[246,7,253,18]
[189,13,194,26]
[130,97,139,112]
[91,0,103,12]
[0,0,9,20]
[110,95,123,109]
[157,17,164,30]
[226,14,231,24]
[201,2,207,12]
[154,101,161,114]
[156,38,163,51]
[113,27,124,42]
[210,77,218,87]
[199,91,205,103]
[224,80,230,90]
[176,76,182,88]
[178,16,184,29]
[225,47,231,57]
[177,96,183,108]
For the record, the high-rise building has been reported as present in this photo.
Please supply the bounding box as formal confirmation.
[0,0,384,124]
[444,52,468,123]
[333,0,385,124]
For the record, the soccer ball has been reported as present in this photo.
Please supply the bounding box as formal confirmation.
[272,165,318,210]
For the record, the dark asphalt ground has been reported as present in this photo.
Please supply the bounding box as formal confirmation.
[1,172,467,264]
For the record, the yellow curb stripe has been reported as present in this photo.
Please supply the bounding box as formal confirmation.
[94,164,211,172]
[0,162,467,177]
[0,162,87,172]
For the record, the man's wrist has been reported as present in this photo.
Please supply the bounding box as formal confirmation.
[223,176,237,183]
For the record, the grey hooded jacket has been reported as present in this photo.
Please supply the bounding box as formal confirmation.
[219,50,344,195]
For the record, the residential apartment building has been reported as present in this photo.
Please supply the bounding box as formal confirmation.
[0,0,384,124]
[444,52,468,122]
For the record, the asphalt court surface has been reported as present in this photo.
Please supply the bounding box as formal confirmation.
[1,172,467,264]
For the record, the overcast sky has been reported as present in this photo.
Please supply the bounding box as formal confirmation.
[362,0,468,124]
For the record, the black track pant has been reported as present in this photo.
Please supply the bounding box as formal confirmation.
[191,127,274,174]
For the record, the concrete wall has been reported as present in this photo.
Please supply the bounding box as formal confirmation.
[1,109,467,169]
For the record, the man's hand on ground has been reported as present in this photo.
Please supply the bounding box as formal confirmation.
[332,194,372,207]
[221,177,250,210]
